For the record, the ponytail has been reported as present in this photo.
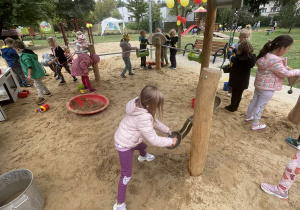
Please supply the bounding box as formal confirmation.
[257,35,293,60]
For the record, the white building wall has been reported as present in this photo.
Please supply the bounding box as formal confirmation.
[117,7,136,23]
[259,1,279,17]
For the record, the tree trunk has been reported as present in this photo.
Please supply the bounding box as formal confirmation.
[289,27,292,33]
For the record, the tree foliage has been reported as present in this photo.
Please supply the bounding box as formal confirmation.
[277,0,300,33]
[126,0,148,29]
[88,0,120,23]
[243,0,270,17]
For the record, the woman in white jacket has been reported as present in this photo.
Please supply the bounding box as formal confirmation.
[113,85,177,210]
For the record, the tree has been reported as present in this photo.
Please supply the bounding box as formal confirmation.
[235,6,254,27]
[126,0,148,30]
[243,0,270,17]
[89,0,118,23]
[111,9,122,20]
[116,0,126,7]
[0,0,55,37]
[277,0,300,33]
[216,8,234,26]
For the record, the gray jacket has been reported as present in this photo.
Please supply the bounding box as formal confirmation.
[120,41,137,58]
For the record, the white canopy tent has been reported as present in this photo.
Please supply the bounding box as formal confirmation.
[101,17,124,36]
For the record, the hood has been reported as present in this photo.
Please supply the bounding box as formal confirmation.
[126,97,148,116]
[256,53,286,71]
[0,47,11,53]
[22,49,38,60]
[77,34,86,40]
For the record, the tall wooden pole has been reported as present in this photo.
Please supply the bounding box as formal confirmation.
[155,37,161,70]
[88,44,100,82]
[189,0,219,176]
[288,96,300,124]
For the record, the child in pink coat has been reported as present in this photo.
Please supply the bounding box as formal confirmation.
[113,85,177,210]
[246,35,300,130]
[71,53,100,92]
[70,31,89,52]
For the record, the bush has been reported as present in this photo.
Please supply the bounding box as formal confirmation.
[253,16,273,27]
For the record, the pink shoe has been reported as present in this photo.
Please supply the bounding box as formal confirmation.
[252,124,266,131]
[90,89,97,93]
[261,183,288,199]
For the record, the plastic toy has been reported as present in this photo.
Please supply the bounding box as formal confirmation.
[187,50,202,63]
[80,89,87,94]
[18,90,30,98]
[35,103,50,113]
[136,48,149,58]
[146,61,164,69]
[78,84,85,90]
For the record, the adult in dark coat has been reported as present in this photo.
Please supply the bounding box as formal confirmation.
[225,41,256,112]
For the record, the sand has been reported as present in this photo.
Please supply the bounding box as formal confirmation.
[1,42,300,210]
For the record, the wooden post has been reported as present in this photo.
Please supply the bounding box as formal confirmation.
[60,23,68,46]
[155,37,161,70]
[288,96,300,124]
[189,0,218,176]
[88,44,100,82]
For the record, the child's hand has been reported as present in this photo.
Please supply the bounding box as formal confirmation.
[168,131,172,135]
[287,66,293,70]
[48,61,52,65]
[172,137,177,145]
[27,76,31,81]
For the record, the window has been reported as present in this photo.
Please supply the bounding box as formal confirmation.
[128,17,131,21]
[271,7,277,12]
[260,8,267,13]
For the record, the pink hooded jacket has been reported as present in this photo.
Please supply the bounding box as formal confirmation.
[255,53,300,91]
[74,34,89,48]
[114,98,173,149]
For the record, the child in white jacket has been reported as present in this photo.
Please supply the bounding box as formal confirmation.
[113,85,177,210]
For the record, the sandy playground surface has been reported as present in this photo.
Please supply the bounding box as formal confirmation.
[1,41,300,210]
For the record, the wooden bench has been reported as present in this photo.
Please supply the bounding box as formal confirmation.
[183,39,228,64]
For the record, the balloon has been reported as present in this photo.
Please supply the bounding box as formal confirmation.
[178,0,181,2]
[181,0,189,7]
[181,17,187,24]
[177,15,181,20]
[194,0,201,3]
[86,24,90,28]
[167,0,174,8]
[202,0,207,3]
[177,20,181,26]
[89,24,93,28]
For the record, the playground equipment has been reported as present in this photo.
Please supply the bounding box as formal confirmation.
[287,76,300,124]
[66,94,109,115]
[136,48,149,58]
[166,95,222,150]
[187,50,202,63]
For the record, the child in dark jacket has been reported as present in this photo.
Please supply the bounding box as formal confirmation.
[1,38,32,87]
[225,40,256,112]
[168,29,178,69]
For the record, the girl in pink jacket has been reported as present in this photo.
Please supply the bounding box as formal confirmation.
[246,35,300,131]
[113,85,177,210]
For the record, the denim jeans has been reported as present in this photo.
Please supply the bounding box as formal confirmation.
[122,57,132,75]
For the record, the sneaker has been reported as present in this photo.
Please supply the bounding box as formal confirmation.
[54,72,57,78]
[227,92,232,97]
[225,105,236,112]
[20,82,33,87]
[90,89,97,93]
[162,64,169,67]
[129,72,134,75]
[138,153,155,162]
[139,66,144,69]
[245,116,253,122]
[36,97,45,105]
[286,137,300,150]
[261,183,288,199]
[84,86,89,90]
[44,92,52,97]
[121,74,127,78]
[113,202,126,210]
[56,76,62,80]
[73,77,78,82]
[170,67,177,69]
[252,124,266,131]
[59,80,66,85]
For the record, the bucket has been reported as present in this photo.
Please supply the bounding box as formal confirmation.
[223,82,229,91]
[0,169,45,210]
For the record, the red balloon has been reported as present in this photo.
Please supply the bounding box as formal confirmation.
[194,0,202,3]
[181,17,187,24]
[177,15,181,20]
[178,0,181,3]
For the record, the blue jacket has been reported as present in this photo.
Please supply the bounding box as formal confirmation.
[1,47,19,67]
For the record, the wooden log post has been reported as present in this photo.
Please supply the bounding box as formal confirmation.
[88,44,100,82]
[155,37,161,70]
[288,96,300,124]
[189,0,218,176]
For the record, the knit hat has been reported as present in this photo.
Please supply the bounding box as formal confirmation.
[123,34,130,40]
[91,53,100,64]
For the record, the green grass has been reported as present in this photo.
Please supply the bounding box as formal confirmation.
[26,27,300,88]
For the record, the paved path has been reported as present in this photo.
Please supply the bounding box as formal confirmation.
[175,54,300,104]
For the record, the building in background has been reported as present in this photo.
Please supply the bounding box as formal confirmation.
[117,7,135,23]
[259,1,280,17]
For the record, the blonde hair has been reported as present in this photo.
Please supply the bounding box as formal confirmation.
[137,85,164,120]
[76,31,83,36]
[47,37,58,47]
[246,24,252,31]
[237,40,253,55]
[169,29,176,35]
[64,46,70,53]
[239,28,251,37]
[156,27,162,32]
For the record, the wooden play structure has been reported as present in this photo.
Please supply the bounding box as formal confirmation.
[60,19,100,82]
[288,76,300,124]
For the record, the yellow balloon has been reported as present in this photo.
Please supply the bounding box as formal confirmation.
[90,24,93,27]
[167,0,174,8]
[177,20,181,26]
[86,24,90,28]
[202,0,207,3]
[181,0,189,7]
